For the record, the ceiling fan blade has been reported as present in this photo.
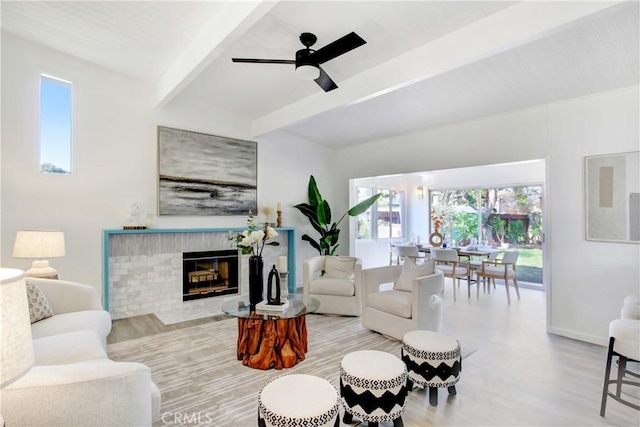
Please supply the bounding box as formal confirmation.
[308,32,366,65]
[314,66,338,92]
[231,58,295,64]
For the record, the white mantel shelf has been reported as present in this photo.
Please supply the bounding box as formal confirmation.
[101,227,296,312]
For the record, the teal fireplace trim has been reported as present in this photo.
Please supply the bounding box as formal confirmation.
[102,227,296,311]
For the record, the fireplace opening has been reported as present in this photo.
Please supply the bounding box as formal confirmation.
[183,250,239,301]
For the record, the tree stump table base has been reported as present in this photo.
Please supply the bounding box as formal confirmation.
[236,313,308,370]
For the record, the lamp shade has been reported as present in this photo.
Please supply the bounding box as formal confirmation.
[0,268,34,387]
[13,230,65,258]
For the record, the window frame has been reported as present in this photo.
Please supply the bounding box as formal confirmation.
[355,185,405,241]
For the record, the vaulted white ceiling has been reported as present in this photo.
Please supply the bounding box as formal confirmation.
[2,1,638,147]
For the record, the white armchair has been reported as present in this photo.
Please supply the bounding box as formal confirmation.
[2,360,160,426]
[303,256,362,316]
[361,261,444,341]
[1,278,161,425]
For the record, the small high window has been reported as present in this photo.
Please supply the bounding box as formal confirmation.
[40,74,72,174]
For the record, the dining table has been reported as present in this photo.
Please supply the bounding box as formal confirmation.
[418,245,503,259]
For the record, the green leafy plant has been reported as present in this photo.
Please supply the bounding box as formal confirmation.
[489,216,506,244]
[508,219,526,245]
[294,175,382,255]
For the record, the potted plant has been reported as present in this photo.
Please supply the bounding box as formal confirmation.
[294,175,382,255]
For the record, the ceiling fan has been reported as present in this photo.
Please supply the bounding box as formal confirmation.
[232,32,366,92]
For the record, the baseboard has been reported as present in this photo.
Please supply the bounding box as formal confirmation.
[547,326,607,347]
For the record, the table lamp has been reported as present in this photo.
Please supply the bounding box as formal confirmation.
[12,230,65,279]
[1,268,34,387]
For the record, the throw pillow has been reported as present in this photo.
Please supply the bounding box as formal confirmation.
[394,259,436,292]
[324,256,356,279]
[26,283,54,324]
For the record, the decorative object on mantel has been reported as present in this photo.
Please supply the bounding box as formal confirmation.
[229,213,280,305]
[12,230,65,279]
[585,151,640,243]
[145,213,155,229]
[157,126,257,216]
[124,204,146,229]
[260,205,276,227]
[277,202,283,227]
[294,175,382,255]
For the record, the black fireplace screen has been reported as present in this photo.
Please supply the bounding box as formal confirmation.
[182,250,239,301]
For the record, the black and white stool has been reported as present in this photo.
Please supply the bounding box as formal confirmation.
[340,350,408,427]
[401,330,461,407]
[258,374,340,427]
[600,318,640,417]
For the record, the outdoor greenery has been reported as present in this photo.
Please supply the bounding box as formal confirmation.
[431,186,542,246]
[431,186,544,284]
[41,163,68,174]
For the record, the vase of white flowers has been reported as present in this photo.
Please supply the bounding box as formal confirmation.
[230,213,279,305]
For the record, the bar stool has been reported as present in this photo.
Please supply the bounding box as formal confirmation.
[600,318,640,417]
[258,374,340,427]
[340,350,407,427]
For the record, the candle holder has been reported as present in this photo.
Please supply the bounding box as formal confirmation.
[279,272,289,303]
[276,210,282,227]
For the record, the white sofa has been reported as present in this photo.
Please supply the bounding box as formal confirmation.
[361,262,444,340]
[303,256,362,316]
[1,278,161,426]
[26,278,112,347]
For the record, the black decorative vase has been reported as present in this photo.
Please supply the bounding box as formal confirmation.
[248,255,264,305]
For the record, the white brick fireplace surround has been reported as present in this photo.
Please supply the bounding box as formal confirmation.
[102,228,295,320]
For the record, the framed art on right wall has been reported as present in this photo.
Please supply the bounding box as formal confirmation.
[585,151,640,243]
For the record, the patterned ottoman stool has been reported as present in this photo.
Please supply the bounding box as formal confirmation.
[340,350,408,427]
[258,374,340,427]
[401,330,461,407]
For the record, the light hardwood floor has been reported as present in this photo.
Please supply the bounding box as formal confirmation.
[108,282,639,426]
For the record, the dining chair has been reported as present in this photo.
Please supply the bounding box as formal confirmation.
[430,248,471,302]
[478,250,520,304]
[397,245,427,264]
[389,242,401,265]
[469,251,500,292]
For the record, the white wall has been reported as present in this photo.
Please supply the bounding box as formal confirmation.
[334,86,639,345]
[0,33,332,291]
[546,87,640,344]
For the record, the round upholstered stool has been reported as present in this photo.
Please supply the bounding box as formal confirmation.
[401,330,461,407]
[258,374,339,427]
[339,350,407,427]
[600,319,640,417]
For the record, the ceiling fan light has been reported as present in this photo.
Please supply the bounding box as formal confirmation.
[296,64,320,80]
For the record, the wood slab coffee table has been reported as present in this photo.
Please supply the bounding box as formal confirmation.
[221,294,320,370]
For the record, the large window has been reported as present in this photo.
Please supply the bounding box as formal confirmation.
[429,186,543,285]
[356,187,404,240]
[40,74,72,174]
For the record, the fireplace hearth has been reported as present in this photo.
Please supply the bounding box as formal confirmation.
[183,250,239,301]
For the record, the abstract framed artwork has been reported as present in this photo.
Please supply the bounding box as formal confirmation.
[585,151,639,243]
[158,126,257,216]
